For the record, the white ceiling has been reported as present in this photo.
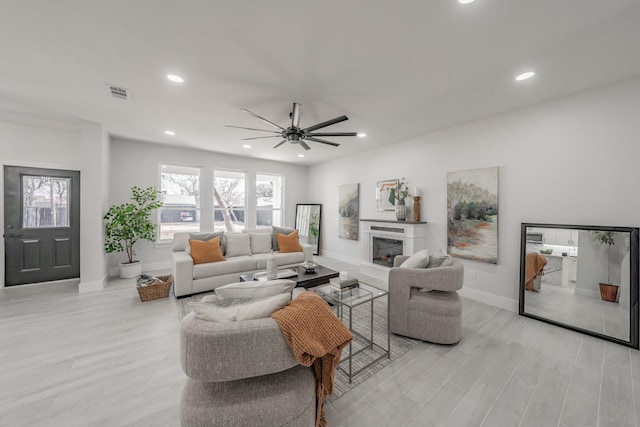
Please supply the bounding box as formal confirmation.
[1,0,639,165]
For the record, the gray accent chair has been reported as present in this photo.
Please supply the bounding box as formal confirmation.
[388,256,464,344]
[180,313,316,427]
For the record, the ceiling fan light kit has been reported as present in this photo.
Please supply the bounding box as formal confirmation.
[227,102,362,150]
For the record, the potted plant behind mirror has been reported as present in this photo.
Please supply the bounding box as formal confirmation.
[104,186,163,278]
[592,231,618,302]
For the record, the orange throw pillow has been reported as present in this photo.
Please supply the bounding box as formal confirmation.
[275,230,302,253]
[189,237,225,264]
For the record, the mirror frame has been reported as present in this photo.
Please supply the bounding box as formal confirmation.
[519,223,639,349]
[295,204,322,255]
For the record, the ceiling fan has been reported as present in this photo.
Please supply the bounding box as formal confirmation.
[226,102,362,150]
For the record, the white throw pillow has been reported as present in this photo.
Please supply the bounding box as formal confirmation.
[215,279,296,299]
[250,232,273,254]
[189,293,290,322]
[224,233,251,257]
[400,249,431,269]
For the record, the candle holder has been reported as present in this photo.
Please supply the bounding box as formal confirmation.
[413,196,421,222]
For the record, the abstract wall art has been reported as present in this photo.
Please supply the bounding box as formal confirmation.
[447,167,499,264]
[339,183,359,240]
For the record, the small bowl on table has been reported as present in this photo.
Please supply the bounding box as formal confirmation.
[301,261,318,273]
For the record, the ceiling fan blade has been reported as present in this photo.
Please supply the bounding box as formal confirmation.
[306,137,340,147]
[241,108,285,130]
[303,115,348,132]
[307,132,358,137]
[241,135,282,140]
[291,103,301,128]
[226,125,281,134]
[299,140,311,150]
[273,140,287,149]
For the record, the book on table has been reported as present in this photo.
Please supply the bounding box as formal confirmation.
[329,277,359,292]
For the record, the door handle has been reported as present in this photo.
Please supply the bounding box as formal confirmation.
[3,233,22,238]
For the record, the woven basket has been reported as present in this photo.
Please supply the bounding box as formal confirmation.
[599,283,619,302]
[137,274,173,302]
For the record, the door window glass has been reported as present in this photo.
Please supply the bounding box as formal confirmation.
[22,176,70,228]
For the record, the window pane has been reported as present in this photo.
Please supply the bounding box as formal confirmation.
[160,164,200,240]
[214,170,246,232]
[22,176,69,228]
[256,173,283,227]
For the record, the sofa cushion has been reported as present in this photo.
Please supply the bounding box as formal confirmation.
[249,232,273,254]
[215,279,297,299]
[428,254,453,268]
[275,230,302,253]
[255,252,304,269]
[189,237,225,265]
[400,249,430,269]
[193,255,257,279]
[189,293,291,322]
[272,226,295,251]
[225,233,252,257]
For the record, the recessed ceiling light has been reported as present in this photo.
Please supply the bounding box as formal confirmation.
[243,144,251,149]
[357,132,367,138]
[167,74,184,83]
[458,0,475,4]
[515,71,535,81]
[164,130,176,136]
[298,154,304,158]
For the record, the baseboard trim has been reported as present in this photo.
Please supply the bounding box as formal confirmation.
[459,287,519,313]
[79,276,107,293]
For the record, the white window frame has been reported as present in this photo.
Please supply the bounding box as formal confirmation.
[158,163,201,242]
[256,172,284,229]
[213,168,247,232]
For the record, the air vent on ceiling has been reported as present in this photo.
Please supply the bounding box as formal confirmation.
[106,83,131,101]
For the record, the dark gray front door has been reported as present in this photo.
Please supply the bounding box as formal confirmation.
[3,166,80,286]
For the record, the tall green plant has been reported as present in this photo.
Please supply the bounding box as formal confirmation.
[309,213,320,240]
[592,231,616,284]
[104,186,163,264]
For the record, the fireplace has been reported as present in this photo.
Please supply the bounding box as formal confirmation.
[360,219,427,278]
[372,237,403,267]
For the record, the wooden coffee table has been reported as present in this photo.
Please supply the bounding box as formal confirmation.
[239,265,339,289]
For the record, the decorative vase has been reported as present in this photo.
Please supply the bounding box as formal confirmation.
[267,250,277,280]
[395,199,407,221]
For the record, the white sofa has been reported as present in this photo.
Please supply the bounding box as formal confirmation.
[172,230,312,297]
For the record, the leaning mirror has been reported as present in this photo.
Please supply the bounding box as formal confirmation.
[295,204,321,255]
[520,223,639,349]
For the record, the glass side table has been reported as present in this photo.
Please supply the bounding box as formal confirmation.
[313,281,390,383]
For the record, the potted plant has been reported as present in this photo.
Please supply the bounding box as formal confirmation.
[308,212,320,245]
[592,230,618,302]
[104,186,163,278]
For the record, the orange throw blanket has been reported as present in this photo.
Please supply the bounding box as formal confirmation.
[525,253,547,291]
[271,291,353,427]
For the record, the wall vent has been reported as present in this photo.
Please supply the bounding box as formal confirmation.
[106,83,130,101]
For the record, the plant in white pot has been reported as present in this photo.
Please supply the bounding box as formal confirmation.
[104,186,163,278]
[592,230,618,302]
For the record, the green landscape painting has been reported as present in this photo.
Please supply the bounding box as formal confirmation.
[447,167,499,264]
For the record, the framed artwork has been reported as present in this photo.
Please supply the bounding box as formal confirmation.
[376,179,398,211]
[338,183,359,240]
[447,166,499,264]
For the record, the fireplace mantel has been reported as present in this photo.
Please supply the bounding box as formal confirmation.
[360,219,427,278]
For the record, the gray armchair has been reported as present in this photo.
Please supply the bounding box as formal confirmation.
[388,256,464,344]
[180,313,316,427]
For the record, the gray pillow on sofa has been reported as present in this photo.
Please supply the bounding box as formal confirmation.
[215,279,296,299]
[225,233,252,257]
[272,226,295,251]
[399,249,430,269]
[428,254,453,268]
[189,293,290,322]
[250,232,273,254]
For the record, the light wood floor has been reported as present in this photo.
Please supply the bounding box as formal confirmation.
[1,257,638,427]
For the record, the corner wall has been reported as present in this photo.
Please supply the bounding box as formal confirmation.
[308,76,640,311]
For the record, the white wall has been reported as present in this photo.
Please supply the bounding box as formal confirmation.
[308,76,640,311]
[108,138,309,274]
[0,113,108,290]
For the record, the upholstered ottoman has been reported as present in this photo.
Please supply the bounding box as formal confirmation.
[180,313,316,427]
